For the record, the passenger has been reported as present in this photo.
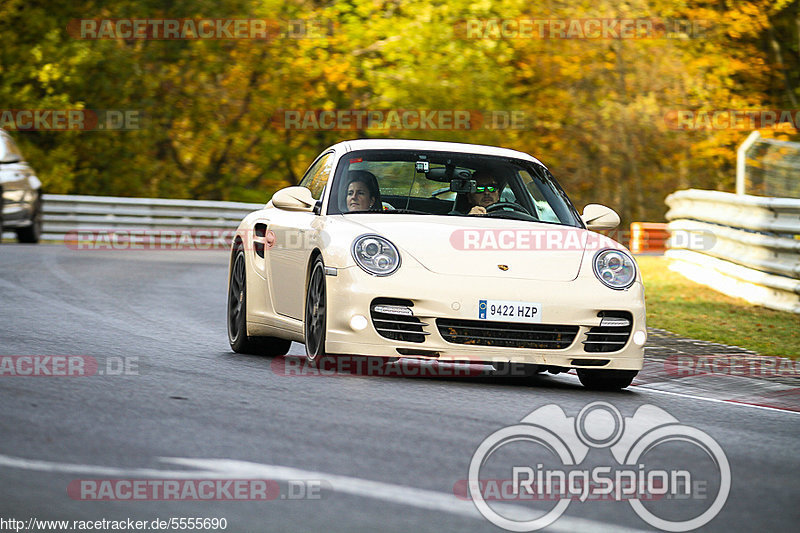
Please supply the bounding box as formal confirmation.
[345,170,382,212]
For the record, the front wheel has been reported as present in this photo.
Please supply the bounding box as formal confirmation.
[16,195,42,243]
[227,245,291,356]
[577,369,638,390]
[304,257,327,364]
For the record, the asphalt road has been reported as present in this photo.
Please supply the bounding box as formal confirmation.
[1,245,798,532]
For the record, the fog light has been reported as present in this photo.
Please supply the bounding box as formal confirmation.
[373,305,413,316]
[600,317,631,327]
[632,330,647,346]
[350,315,368,331]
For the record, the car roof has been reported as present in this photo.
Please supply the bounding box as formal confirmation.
[329,139,547,168]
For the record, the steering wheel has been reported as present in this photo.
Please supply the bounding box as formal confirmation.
[485,201,529,215]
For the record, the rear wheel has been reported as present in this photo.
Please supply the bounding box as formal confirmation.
[227,244,291,356]
[16,195,42,243]
[304,257,327,364]
[577,369,638,390]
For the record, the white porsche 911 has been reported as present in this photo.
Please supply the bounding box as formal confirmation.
[227,139,645,390]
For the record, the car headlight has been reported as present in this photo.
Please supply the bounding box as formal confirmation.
[352,234,401,276]
[593,249,636,289]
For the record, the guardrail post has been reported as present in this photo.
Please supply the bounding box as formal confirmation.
[736,131,761,195]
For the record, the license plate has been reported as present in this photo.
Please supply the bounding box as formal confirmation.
[478,299,542,323]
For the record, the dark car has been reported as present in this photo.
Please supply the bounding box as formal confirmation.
[0,128,42,243]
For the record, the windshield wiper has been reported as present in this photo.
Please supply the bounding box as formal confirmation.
[382,209,430,215]
[484,211,538,221]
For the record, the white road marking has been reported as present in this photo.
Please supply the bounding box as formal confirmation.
[632,385,800,415]
[0,453,648,533]
[560,372,800,415]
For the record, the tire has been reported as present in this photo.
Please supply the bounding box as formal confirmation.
[227,244,291,356]
[304,256,327,364]
[577,369,638,391]
[16,194,42,244]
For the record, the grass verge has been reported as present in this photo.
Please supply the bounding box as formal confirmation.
[636,256,799,359]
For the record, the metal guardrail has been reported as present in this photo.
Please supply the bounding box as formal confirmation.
[665,189,800,314]
[737,131,800,198]
[39,194,264,244]
[14,192,800,313]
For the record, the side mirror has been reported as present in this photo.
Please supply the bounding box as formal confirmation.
[271,186,316,212]
[581,204,620,230]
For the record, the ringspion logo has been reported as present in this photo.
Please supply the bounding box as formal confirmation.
[466,402,730,531]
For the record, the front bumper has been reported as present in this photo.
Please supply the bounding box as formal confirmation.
[323,262,645,371]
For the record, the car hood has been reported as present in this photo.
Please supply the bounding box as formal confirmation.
[343,214,592,281]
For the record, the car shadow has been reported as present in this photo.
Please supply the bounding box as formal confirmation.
[223,350,639,395]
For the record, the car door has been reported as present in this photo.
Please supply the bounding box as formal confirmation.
[268,151,335,320]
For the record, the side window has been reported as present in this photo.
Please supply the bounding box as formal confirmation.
[521,170,561,223]
[299,152,334,199]
[500,186,517,203]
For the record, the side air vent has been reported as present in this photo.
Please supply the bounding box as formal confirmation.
[370,298,428,343]
[254,223,267,258]
[583,311,633,353]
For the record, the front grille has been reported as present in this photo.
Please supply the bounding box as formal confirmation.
[370,298,428,343]
[437,319,578,350]
[583,311,633,352]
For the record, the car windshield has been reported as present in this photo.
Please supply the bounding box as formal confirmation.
[327,149,583,226]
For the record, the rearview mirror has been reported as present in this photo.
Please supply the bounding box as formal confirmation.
[271,186,316,212]
[450,177,476,194]
[581,204,620,230]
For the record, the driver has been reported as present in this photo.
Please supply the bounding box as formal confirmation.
[466,170,501,215]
